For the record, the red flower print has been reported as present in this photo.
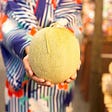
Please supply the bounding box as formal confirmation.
[6,80,24,98]
[58,83,68,91]
[73,0,82,4]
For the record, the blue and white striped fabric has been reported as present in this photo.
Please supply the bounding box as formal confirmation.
[1,0,82,90]
[0,0,82,112]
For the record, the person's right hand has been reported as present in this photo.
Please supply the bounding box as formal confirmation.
[23,47,54,87]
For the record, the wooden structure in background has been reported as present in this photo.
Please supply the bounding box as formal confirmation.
[78,0,112,111]
[89,0,104,112]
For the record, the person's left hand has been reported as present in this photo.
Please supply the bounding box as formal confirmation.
[62,61,81,84]
[64,73,77,84]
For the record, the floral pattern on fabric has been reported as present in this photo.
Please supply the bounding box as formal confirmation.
[58,83,69,91]
[29,98,49,112]
[5,76,29,97]
[6,79,24,97]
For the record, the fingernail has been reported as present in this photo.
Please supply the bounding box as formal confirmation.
[46,82,51,85]
[66,79,71,82]
[39,78,45,82]
[71,75,75,79]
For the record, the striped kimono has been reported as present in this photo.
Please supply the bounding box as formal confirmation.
[0,0,82,112]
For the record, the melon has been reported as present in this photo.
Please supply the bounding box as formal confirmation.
[29,27,80,84]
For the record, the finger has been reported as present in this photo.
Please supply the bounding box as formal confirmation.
[50,84,54,87]
[59,82,65,86]
[65,79,72,83]
[23,55,34,77]
[77,61,81,70]
[25,64,33,77]
[31,75,45,83]
[44,80,54,87]
[35,79,54,87]
[28,70,33,77]
[64,74,77,83]
[70,73,77,80]
[44,81,52,86]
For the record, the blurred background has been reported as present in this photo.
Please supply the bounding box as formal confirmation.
[0,0,112,112]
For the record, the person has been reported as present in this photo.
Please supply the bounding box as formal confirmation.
[0,0,82,112]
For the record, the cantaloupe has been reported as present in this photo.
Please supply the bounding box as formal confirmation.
[29,27,80,84]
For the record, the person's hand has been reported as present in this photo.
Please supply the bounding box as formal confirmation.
[23,54,78,86]
[23,46,54,87]
[64,73,77,84]
[60,61,81,85]
[23,46,80,87]
[57,73,78,90]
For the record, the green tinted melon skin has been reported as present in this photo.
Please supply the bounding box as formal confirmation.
[29,27,80,84]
